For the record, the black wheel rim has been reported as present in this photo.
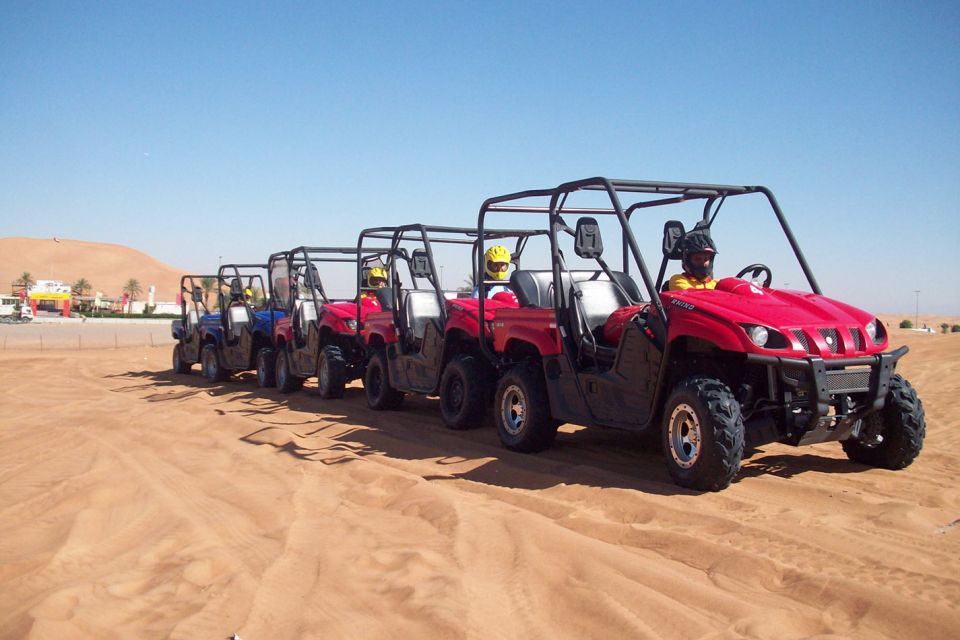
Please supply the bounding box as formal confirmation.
[448,375,464,413]
[369,364,382,398]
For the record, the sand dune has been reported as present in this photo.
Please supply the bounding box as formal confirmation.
[0,237,184,301]
[0,328,958,638]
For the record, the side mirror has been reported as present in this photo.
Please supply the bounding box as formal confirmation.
[574,217,603,259]
[192,286,203,303]
[410,249,432,279]
[663,220,685,259]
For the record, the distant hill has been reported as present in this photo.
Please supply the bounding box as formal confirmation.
[0,237,185,301]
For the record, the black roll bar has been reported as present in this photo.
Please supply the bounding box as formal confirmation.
[476,176,824,366]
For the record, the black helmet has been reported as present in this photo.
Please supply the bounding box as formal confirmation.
[681,232,718,279]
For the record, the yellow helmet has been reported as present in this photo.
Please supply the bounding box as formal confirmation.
[367,266,388,288]
[484,245,511,281]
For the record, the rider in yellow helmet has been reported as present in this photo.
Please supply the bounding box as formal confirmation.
[474,245,512,297]
[362,266,388,300]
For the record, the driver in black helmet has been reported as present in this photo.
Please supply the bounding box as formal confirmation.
[669,233,718,291]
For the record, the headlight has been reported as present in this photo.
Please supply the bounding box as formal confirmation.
[865,319,877,342]
[747,325,769,347]
[344,318,358,331]
[740,324,789,349]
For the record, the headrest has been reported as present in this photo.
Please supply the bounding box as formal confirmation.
[410,249,431,278]
[575,217,603,259]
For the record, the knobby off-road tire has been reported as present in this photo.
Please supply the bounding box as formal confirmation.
[842,374,925,469]
[172,344,191,374]
[256,347,276,388]
[275,348,304,394]
[364,349,404,410]
[439,354,489,430]
[201,343,229,383]
[317,344,348,399]
[495,362,558,453]
[661,376,744,491]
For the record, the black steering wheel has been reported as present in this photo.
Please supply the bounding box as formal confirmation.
[735,264,773,288]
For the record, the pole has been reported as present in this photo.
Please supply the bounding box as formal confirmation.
[914,290,920,328]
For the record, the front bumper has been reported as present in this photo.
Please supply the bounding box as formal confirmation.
[745,345,907,445]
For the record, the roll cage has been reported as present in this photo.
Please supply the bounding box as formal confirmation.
[356,224,548,343]
[475,177,822,364]
[179,274,219,321]
[266,246,392,327]
[217,262,269,311]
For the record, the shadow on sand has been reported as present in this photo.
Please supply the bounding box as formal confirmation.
[108,368,872,495]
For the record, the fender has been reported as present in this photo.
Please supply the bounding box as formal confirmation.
[273,316,294,345]
[318,301,359,335]
[200,327,222,344]
[493,308,562,356]
[446,297,517,339]
[666,310,746,352]
[363,310,398,345]
[445,307,481,339]
[319,312,351,335]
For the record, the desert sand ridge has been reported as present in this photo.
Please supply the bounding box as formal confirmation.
[0,236,184,301]
[0,328,958,638]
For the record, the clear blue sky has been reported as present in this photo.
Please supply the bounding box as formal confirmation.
[2,1,958,314]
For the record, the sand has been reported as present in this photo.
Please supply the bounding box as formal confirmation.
[1,327,958,639]
[0,237,184,301]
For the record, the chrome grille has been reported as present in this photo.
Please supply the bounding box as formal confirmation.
[792,329,809,352]
[818,328,840,354]
[826,368,871,393]
[850,328,863,351]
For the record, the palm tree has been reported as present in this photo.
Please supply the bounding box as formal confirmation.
[458,272,475,293]
[200,277,216,308]
[72,278,92,313]
[15,271,34,291]
[72,278,91,297]
[122,278,142,314]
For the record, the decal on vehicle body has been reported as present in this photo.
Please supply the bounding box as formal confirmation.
[671,299,696,311]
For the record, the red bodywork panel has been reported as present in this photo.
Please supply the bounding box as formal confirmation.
[363,309,398,345]
[273,316,293,344]
[446,296,517,337]
[362,295,519,345]
[275,297,382,344]
[661,277,888,358]
[488,277,887,359]
[492,307,562,356]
